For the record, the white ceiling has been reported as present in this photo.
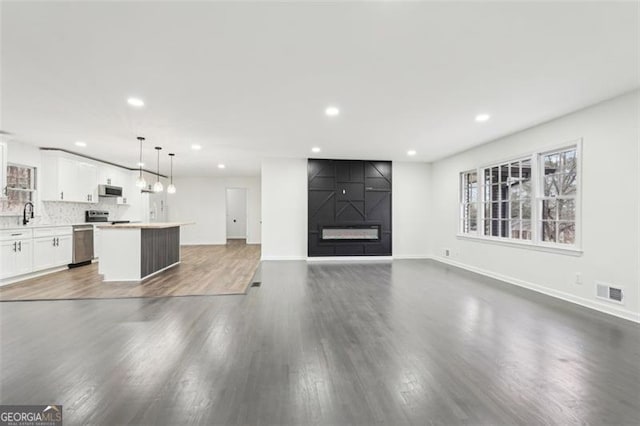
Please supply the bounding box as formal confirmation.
[1,1,638,177]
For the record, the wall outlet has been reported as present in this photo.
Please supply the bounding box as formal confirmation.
[444,248,450,257]
[575,273,582,285]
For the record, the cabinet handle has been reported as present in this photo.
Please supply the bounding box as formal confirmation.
[13,242,16,252]
[18,241,21,252]
[53,237,56,246]
[56,237,59,246]
[61,191,64,200]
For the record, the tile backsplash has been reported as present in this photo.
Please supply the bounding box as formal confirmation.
[0,199,130,227]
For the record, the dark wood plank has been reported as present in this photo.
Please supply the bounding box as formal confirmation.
[0,259,639,425]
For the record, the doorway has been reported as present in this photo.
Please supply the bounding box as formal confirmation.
[226,188,248,240]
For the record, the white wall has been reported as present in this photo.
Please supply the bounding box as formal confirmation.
[261,158,307,260]
[393,162,432,258]
[429,90,639,322]
[167,176,261,245]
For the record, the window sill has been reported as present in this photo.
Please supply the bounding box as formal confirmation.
[456,234,583,256]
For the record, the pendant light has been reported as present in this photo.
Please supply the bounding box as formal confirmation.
[135,136,146,188]
[167,153,176,194]
[153,146,164,192]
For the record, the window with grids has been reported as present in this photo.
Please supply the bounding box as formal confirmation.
[540,147,577,244]
[460,171,478,233]
[459,143,579,248]
[1,164,36,213]
[481,159,533,240]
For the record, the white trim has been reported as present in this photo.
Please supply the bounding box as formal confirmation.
[456,234,583,256]
[393,254,431,260]
[307,256,393,262]
[432,256,640,324]
[261,255,306,261]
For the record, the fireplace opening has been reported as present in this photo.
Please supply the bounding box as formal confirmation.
[320,225,380,241]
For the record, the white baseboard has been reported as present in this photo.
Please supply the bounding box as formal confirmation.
[307,256,393,262]
[261,256,306,261]
[393,254,432,260]
[432,256,640,324]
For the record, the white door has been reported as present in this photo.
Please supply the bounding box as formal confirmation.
[226,188,247,239]
[14,239,33,276]
[0,240,16,278]
[58,157,78,201]
[56,235,73,265]
[33,237,57,270]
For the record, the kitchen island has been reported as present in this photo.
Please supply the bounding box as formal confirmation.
[97,222,192,282]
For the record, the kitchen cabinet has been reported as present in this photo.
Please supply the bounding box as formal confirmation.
[0,229,33,280]
[1,226,72,281]
[77,161,98,203]
[32,228,72,270]
[0,141,7,199]
[42,153,98,203]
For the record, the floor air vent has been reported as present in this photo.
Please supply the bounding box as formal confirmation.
[596,282,623,304]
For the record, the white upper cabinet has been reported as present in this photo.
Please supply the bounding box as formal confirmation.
[41,152,99,203]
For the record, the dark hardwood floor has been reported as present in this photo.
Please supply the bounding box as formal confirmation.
[1,259,638,425]
[0,240,260,301]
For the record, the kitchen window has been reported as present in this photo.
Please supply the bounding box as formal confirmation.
[2,163,36,213]
[459,142,580,252]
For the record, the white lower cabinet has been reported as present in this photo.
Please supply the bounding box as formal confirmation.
[56,235,72,265]
[0,238,33,279]
[1,226,72,281]
[33,233,72,270]
[33,237,57,270]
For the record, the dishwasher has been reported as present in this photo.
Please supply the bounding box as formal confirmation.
[71,224,94,267]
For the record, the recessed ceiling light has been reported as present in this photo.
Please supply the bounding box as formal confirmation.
[74,141,86,147]
[127,97,145,107]
[407,150,417,156]
[311,147,321,153]
[137,162,145,167]
[325,106,340,117]
[218,164,226,169]
[475,113,491,122]
[191,144,202,150]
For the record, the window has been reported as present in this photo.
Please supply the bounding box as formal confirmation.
[2,164,36,213]
[460,171,478,233]
[459,142,579,250]
[539,147,577,245]
[481,158,532,240]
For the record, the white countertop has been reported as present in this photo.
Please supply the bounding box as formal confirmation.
[0,223,89,231]
[96,222,194,229]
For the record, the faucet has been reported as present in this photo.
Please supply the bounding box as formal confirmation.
[23,202,34,225]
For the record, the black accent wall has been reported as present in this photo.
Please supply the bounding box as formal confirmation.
[308,159,392,256]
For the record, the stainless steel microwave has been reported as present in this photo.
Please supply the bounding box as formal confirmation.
[98,184,123,197]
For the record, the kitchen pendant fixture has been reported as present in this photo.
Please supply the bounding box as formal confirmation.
[167,153,176,194]
[153,146,164,193]
[135,136,147,188]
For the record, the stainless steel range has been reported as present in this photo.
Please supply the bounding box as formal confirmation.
[85,210,109,223]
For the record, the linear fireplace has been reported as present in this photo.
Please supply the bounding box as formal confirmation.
[320,225,380,241]
[308,159,392,256]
